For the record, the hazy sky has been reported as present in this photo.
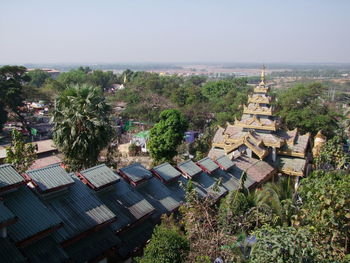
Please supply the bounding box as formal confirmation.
[1,0,349,64]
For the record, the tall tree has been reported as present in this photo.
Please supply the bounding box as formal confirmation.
[52,84,113,171]
[148,109,188,164]
[0,65,30,130]
[5,129,36,174]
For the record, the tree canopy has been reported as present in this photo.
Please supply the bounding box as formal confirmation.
[136,222,189,263]
[276,83,338,137]
[5,129,37,174]
[148,109,188,164]
[52,84,113,171]
[0,65,30,130]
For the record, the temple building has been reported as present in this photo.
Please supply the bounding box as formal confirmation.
[209,67,311,177]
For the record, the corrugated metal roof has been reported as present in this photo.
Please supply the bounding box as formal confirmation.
[193,172,227,199]
[216,155,235,170]
[177,160,202,178]
[197,157,219,173]
[5,186,62,243]
[95,179,155,232]
[44,174,116,243]
[26,163,74,192]
[232,156,274,184]
[0,238,26,263]
[0,164,24,189]
[164,176,188,202]
[20,236,68,263]
[64,227,121,263]
[117,219,154,258]
[152,162,181,182]
[80,164,120,189]
[227,166,256,189]
[119,163,152,183]
[212,169,240,192]
[136,177,181,219]
[0,202,16,225]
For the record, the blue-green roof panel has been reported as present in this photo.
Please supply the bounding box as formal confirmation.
[0,202,16,225]
[5,186,62,243]
[64,227,121,263]
[212,169,240,192]
[197,157,219,173]
[0,238,26,263]
[46,175,116,243]
[216,155,235,170]
[152,162,181,182]
[20,236,69,263]
[119,163,152,183]
[136,177,181,218]
[80,164,120,189]
[177,160,202,178]
[117,219,154,258]
[0,164,24,189]
[193,172,227,199]
[95,179,155,232]
[26,163,74,192]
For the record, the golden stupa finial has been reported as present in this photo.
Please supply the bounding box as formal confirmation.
[260,65,266,84]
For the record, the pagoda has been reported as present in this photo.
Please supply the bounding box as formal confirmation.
[209,66,311,177]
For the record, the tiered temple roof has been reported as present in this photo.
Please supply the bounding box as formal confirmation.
[209,66,311,177]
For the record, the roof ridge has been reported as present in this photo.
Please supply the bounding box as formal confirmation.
[26,162,62,173]
[80,163,107,173]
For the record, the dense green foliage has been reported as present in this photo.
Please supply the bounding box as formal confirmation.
[113,70,250,128]
[315,136,348,170]
[137,223,189,263]
[57,68,118,91]
[0,65,29,130]
[148,109,188,164]
[52,84,113,171]
[5,129,37,173]
[249,226,318,263]
[298,171,350,260]
[276,82,338,137]
[26,69,51,88]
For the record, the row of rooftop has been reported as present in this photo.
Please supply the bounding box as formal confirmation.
[0,154,276,263]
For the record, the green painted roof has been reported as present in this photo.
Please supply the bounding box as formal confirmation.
[216,155,235,170]
[5,186,62,243]
[118,219,154,258]
[80,164,120,189]
[0,202,16,225]
[45,174,116,243]
[95,179,155,232]
[119,163,153,183]
[152,162,181,182]
[26,163,74,192]
[134,130,150,139]
[20,236,68,263]
[177,160,202,178]
[0,238,26,263]
[0,164,24,190]
[136,177,181,218]
[64,227,121,263]
[197,157,219,173]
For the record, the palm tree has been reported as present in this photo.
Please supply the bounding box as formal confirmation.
[255,176,296,226]
[52,84,113,171]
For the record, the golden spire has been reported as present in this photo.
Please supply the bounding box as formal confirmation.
[260,65,265,85]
